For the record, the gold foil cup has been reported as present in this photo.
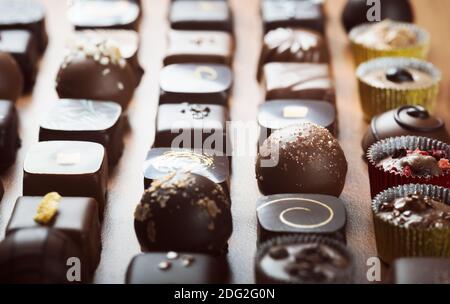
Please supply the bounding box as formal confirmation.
[357,57,441,121]
[372,184,450,264]
[349,22,430,66]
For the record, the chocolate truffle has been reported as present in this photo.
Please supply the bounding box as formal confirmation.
[258,99,337,144]
[261,0,325,34]
[164,30,233,66]
[23,141,108,217]
[0,0,48,54]
[154,103,230,155]
[257,194,347,243]
[39,99,125,166]
[70,29,144,86]
[0,30,39,92]
[143,148,230,196]
[256,123,348,197]
[170,1,232,33]
[342,0,414,33]
[134,172,232,255]
[6,194,102,275]
[258,28,329,79]
[362,106,449,153]
[159,64,232,106]
[393,258,450,284]
[0,52,23,102]
[56,40,136,109]
[126,252,229,284]
[0,227,87,283]
[68,0,141,31]
[263,62,335,104]
[0,100,20,170]
[255,235,354,284]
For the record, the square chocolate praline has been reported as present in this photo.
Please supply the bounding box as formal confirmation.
[126,253,229,284]
[164,30,233,66]
[263,62,336,104]
[143,147,230,195]
[154,103,230,155]
[261,0,325,34]
[159,64,233,107]
[39,99,124,166]
[6,196,102,276]
[68,0,141,31]
[256,194,347,243]
[0,30,39,92]
[0,100,20,170]
[23,141,108,217]
[170,1,232,33]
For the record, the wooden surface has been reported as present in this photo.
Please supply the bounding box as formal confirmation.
[0,0,449,284]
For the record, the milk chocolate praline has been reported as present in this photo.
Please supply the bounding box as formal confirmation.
[256,123,348,197]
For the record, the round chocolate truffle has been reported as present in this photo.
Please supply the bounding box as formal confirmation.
[0,52,23,102]
[256,123,348,197]
[342,0,414,33]
[56,40,136,109]
[134,172,232,255]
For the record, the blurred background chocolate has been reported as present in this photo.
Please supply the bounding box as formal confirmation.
[126,252,229,284]
[342,0,414,33]
[0,52,23,102]
[0,30,39,92]
[56,40,136,109]
[258,28,329,79]
[0,0,48,54]
[164,30,233,66]
[159,64,232,106]
[258,99,337,144]
[0,100,20,171]
[134,172,232,255]
[68,0,141,31]
[170,0,233,33]
[257,194,347,243]
[0,227,87,283]
[39,99,125,166]
[261,0,325,34]
[362,105,449,153]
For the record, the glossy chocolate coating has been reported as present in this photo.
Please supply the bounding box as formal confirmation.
[164,30,233,66]
[342,0,414,33]
[256,123,348,197]
[393,258,450,284]
[154,103,230,155]
[39,99,125,166]
[258,99,337,144]
[7,196,102,274]
[69,0,141,31]
[257,194,347,243]
[0,52,23,102]
[160,64,232,106]
[170,1,232,32]
[56,42,136,109]
[23,141,108,217]
[0,100,20,170]
[258,28,329,79]
[134,172,232,255]
[143,148,230,195]
[263,62,335,104]
[71,30,144,86]
[362,106,449,152]
[126,252,229,284]
[0,0,48,54]
[0,228,87,283]
[0,30,39,92]
[261,0,325,34]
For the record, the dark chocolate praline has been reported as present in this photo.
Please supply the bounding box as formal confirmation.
[256,123,348,197]
[0,52,23,102]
